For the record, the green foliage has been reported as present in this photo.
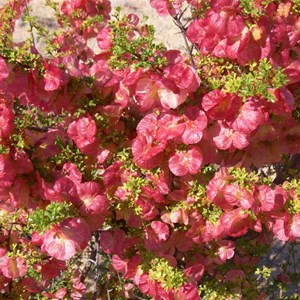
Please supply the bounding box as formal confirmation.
[51,138,87,172]
[27,201,78,233]
[27,265,42,282]
[122,176,149,200]
[199,202,223,224]
[286,198,300,215]
[44,0,70,30]
[12,103,64,150]
[292,0,300,13]
[230,167,273,188]
[223,59,288,102]
[109,8,167,70]
[201,164,217,175]
[149,258,185,291]
[288,295,300,300]
[0,46,41,71]
[284,178,300,193]
[255,266,272,280]
[29,265,75,300]
[188,179,206,199]
[116,147,137,172]
[80,15,104,31]
[0,144,9,154]
[22,1,67,57]
[284,179,300,214]
[198,277,240,300]
[197,55,239,92]
[74,97,105,117]
[0,3,17,47]
[191,1,210,18]
[188,180,223,224]
[113,175,149,215]
[240,0,277,18]
[229,167,257,187]
[0,3,45,68]
[14,105,63,132]
[197,56,287,101]
[7,244,43,284]
[0,209,19,229]
[240,0,261,17]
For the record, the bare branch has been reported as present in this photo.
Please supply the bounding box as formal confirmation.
[172,8,196,68]
[23,0,36,49]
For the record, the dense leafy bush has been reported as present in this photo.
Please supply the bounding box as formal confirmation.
[0,0,299,299]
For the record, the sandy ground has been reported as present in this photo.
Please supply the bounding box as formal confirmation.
[112,0,185,50]
[0,0,187,53]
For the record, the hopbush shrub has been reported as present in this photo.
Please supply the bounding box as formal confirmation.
[0,0,299,299]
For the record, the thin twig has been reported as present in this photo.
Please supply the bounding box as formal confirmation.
[132,292,149,300]
[107,288,112,300]
[27,125,52,132]
[23,0,36,49]
[271,241,287,261]
[172,10,196,68]
[177,5,189,19]
[90,231,101,300]
[291,243,297,274]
